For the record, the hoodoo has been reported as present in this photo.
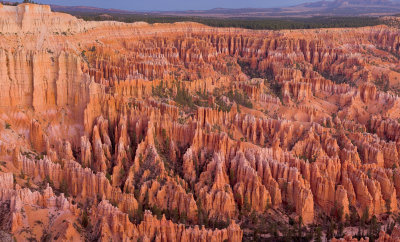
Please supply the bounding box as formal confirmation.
[0,2,400,241]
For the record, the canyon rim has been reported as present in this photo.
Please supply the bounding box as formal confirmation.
[0,2,400,241]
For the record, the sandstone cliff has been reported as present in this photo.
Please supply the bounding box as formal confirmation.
[0,3,400,241]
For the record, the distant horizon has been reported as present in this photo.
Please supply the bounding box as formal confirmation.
[14,0,327,11]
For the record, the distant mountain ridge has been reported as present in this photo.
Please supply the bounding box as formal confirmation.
[300,0,393,8]
[47,0,400,17]
[335,0,391,4]
[50,5,138,14]
[164,0,400,17]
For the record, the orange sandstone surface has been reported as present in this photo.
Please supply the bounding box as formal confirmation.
[1,3,400,241]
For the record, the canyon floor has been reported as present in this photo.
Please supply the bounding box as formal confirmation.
[1,3,400,242]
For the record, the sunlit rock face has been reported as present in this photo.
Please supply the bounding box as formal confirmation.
[1,3,400,241]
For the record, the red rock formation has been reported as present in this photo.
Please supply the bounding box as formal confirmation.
[2,3,400,241]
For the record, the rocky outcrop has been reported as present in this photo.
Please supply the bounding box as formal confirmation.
[93,201,242,241]
[2,3,400,241]
[0,3,92,34]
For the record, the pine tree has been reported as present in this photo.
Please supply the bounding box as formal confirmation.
[361,206,370,228]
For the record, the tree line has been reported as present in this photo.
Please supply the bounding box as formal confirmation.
[67,11,382,30]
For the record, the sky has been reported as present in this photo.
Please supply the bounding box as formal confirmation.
[27,0,323,11]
